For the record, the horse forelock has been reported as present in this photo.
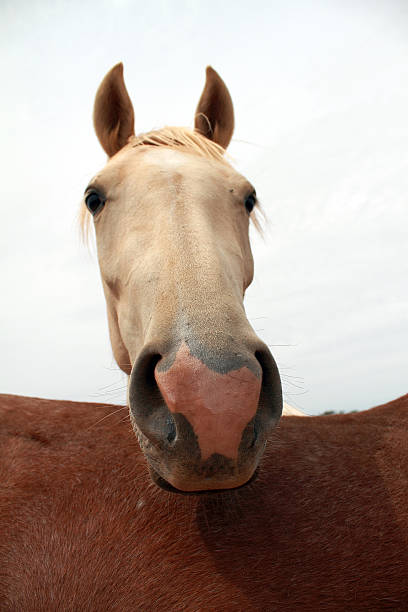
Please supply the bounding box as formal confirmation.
[130,126,228,163]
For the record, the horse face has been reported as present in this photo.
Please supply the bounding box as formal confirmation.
[84,64,282,492]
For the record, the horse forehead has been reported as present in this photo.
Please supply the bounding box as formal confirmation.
[143,147,197,169]
[123,146,236,184]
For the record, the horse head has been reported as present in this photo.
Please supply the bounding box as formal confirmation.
[83,63,282,492]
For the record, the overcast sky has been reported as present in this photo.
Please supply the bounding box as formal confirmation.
[1,0,407,414]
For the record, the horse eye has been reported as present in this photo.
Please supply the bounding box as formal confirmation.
[85,191,105,215]
[244,192,256,214]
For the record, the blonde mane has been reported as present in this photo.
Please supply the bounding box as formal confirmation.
[79,126,262,240]
[131,126,229,162]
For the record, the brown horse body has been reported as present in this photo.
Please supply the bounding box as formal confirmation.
[1,393,407,611]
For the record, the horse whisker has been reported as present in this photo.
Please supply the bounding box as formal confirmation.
[87,406,128,430]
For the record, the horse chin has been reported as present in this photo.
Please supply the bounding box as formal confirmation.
[148,465,259,496]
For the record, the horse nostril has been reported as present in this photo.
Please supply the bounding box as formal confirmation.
[166,415,176,444]
[129,350,180,449]
[254,346,283,424]
[250,420,259,448]
[145,353,162,392]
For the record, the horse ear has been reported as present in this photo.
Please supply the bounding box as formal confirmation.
[195,66,234,150]
[93,63,135,157]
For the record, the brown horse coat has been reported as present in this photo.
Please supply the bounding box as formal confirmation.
[1,393,407,611]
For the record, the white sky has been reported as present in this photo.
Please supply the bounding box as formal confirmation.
[1,0,407,414]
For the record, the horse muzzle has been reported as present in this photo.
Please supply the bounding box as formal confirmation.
[128,339,282,493]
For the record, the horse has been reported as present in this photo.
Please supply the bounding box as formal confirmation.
[1,64,407,610]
